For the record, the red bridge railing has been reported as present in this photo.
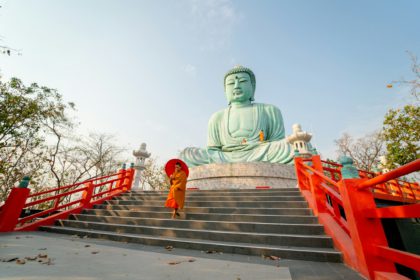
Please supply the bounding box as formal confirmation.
[0,167,135,232]
[321,160,420,203]
[295,156,420,280]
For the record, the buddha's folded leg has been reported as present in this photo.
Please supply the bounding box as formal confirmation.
[179,147,210,167]
[265,140,294,164]
[207,140,294,164]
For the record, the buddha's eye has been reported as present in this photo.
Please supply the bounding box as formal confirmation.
[239,79,248,83]
[226,81,234,85]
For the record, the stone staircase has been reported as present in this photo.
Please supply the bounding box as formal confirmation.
[40,188,342,262]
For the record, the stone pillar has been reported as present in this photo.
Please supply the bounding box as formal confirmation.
[132,143,151,190]
[286,124,313,158]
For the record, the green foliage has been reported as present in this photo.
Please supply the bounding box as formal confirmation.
[0,77,74,201]
[382,105,420,168]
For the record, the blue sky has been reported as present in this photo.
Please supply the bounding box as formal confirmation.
[0,0,419,164]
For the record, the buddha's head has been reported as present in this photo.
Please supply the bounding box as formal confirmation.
[224,65,256,105]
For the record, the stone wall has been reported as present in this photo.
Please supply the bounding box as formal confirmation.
[187,162,297,190]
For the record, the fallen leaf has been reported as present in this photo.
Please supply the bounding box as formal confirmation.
[168,260,182,265]
[262,254,281,261]
[84,245,91,248]
[2,257,18,262]
[206,250,217,254]
[91,251,99,254]
[16,259,26,265]
[165,245,173,251]
[187,258,196,262]
[15,236,20,239]
[37,254,48,258]
[38,248,47,250]
[40,258,54,265]
[24,256,37,261]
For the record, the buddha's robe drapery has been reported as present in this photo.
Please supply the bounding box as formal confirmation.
[180,103,294,167]
[165,170,187,209]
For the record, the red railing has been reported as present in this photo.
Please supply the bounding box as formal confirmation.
[295,156,420,280]
[321,160,420,203]
[0,167,135,232]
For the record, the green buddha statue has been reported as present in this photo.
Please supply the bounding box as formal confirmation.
[180,65,294,166]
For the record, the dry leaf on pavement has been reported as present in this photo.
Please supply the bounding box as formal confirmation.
[16,259,26,265]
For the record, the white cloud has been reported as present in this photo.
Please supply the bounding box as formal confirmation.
[184,64,197,76]
[188,0,243,51]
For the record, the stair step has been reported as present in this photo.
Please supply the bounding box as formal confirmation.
[93,205,312,215]
[129,189,299,195]
[83,209,318,223]
[54,220,333,248]
[70,214,325,234]
[105,200,308,208]
[113,195,305,202]
[40,226,341,262]
[122,191,302,197]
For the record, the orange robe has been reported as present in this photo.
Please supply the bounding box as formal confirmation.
[259,130,264,142]
[164,170,187,209]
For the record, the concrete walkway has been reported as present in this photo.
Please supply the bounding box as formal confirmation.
[0,232,364,280]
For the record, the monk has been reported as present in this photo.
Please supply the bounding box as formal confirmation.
[164,162,187,219]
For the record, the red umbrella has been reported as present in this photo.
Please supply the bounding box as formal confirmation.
[164,159,189,178]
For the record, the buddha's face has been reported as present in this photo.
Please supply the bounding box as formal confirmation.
[225,72,254,105]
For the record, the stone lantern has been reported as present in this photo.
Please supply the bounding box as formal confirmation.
[132,143,151,190]
[286,124,313,157]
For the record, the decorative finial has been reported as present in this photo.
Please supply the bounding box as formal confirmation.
[18,176,30,188]
[338,156,360,179]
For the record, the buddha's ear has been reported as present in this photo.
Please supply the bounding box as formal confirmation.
[250,97,255,101]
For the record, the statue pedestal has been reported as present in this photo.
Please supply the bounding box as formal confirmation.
[187,162,297,190]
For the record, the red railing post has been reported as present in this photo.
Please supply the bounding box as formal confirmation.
[338,179,397,279]
[79,181,94,209]
[115,164,126,190]
[294,157,306,190]
[122,164,135,192]
[309,155,327,215]
[0,177,31,232]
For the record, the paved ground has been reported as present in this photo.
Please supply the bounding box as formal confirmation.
[0,232,364,280]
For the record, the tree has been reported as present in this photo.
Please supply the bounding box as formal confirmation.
[334,131,385,172]
[45,133,125,188]
[139,157,168,190]
[0,76,74,201]
[389,51,419,101]
[382,105,420,168]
